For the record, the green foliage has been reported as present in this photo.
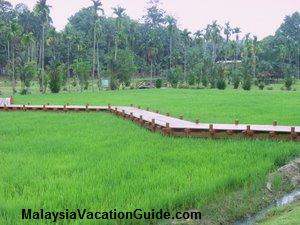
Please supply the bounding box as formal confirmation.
[155,78,162,88]
[48,62,65,93]
[109,77,119,90]
[258,82,265,90]
[167,66,182,87]
[72,60,91,92]
[108,49,137,86]
[242,75,252,91]
[20,61,38,94]
[202,75,208,87]
[232,69,241,89]
[285,75,293,90]
[217,78,226,90]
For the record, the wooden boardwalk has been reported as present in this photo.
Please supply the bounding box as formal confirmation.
[0,103,299,141]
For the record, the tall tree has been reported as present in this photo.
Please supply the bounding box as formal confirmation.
[91,0,104,91]
[233,27,241,67]
[166,15,176,69]
[224,22,232,62]
[181,29,191,81]
[112,6,126,61]
[34,0,51,93]
[9,22,22,94]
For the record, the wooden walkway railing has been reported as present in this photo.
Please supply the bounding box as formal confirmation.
[0,103,299,142]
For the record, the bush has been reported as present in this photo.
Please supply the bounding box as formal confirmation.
[110,79,119,90]
[231,68,242,89]
[48,63,65,93]
[242,76,252,91]
[216,78,226,90]
[155,79,162,88]
[266,86,273,90]
[233,76,240,89]
[178,83,190,89]
[20,61,38,94]
[258,82,265,90]
[284,76,293,90]
[167,67,182,88]
[72,61,91,92]
[202,76,208,87]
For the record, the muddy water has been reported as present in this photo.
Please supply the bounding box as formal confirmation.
[233,189,300,225]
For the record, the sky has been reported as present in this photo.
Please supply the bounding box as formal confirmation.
[9,0,300,40]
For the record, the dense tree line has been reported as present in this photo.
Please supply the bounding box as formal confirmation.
[0,0,299,94]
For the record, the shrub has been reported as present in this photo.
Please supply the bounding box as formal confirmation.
[178,83,189,89]
[284,76,293,90]
[110,79,119,90]
[242,76,252,91]
[48,63,65,93]
[231,68,242,89]
[216,78,226,90]
[20,61,38,94]
[258,82,265,90]
[72,61,91,92]
[202,76,208,87]
[167,67,181,88]
[155,79,162,88]
[266,86,273,90]
[233,76,240,89]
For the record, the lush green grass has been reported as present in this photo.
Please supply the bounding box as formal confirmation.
[13,88,300,125]
[257,200,300,225]
[1,88,300,224]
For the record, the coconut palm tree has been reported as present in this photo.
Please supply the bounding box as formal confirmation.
[10,22,22,94]
[112,6,126,61]
[166,15,176,69]
[181,29,191,81]
[91,0,104,91]
[34,0,51,93]
[224,22,232,62]
[21,32,34,63]
[233,27,241,67]
[147,46,158,84]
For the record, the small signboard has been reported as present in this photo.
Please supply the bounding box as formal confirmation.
[101,79,110,88]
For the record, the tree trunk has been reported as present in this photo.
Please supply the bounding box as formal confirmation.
[151,60,153,85]
[67,42,71,92]
[92,24,96,92]
[97,42,101,90]
[169,35,172,69]
[7,41,10,63]
[184,46,187,82]
[297,47,300,79]
[12,44,16,94]
[42,24,45,93]
[114,35,118,61]
[27,46,30,63]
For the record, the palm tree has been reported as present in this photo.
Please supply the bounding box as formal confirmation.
[10,22,22,94]
[21,32,34,63]
[34,0,51,93]
[233,27,241,67]
[91,0,104,91]
[210,21,222,62]
[224,22,232,62]
[166,15,176,69]
[112,6,126,61]
[147,46,158,84]
[181,29,191,81]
